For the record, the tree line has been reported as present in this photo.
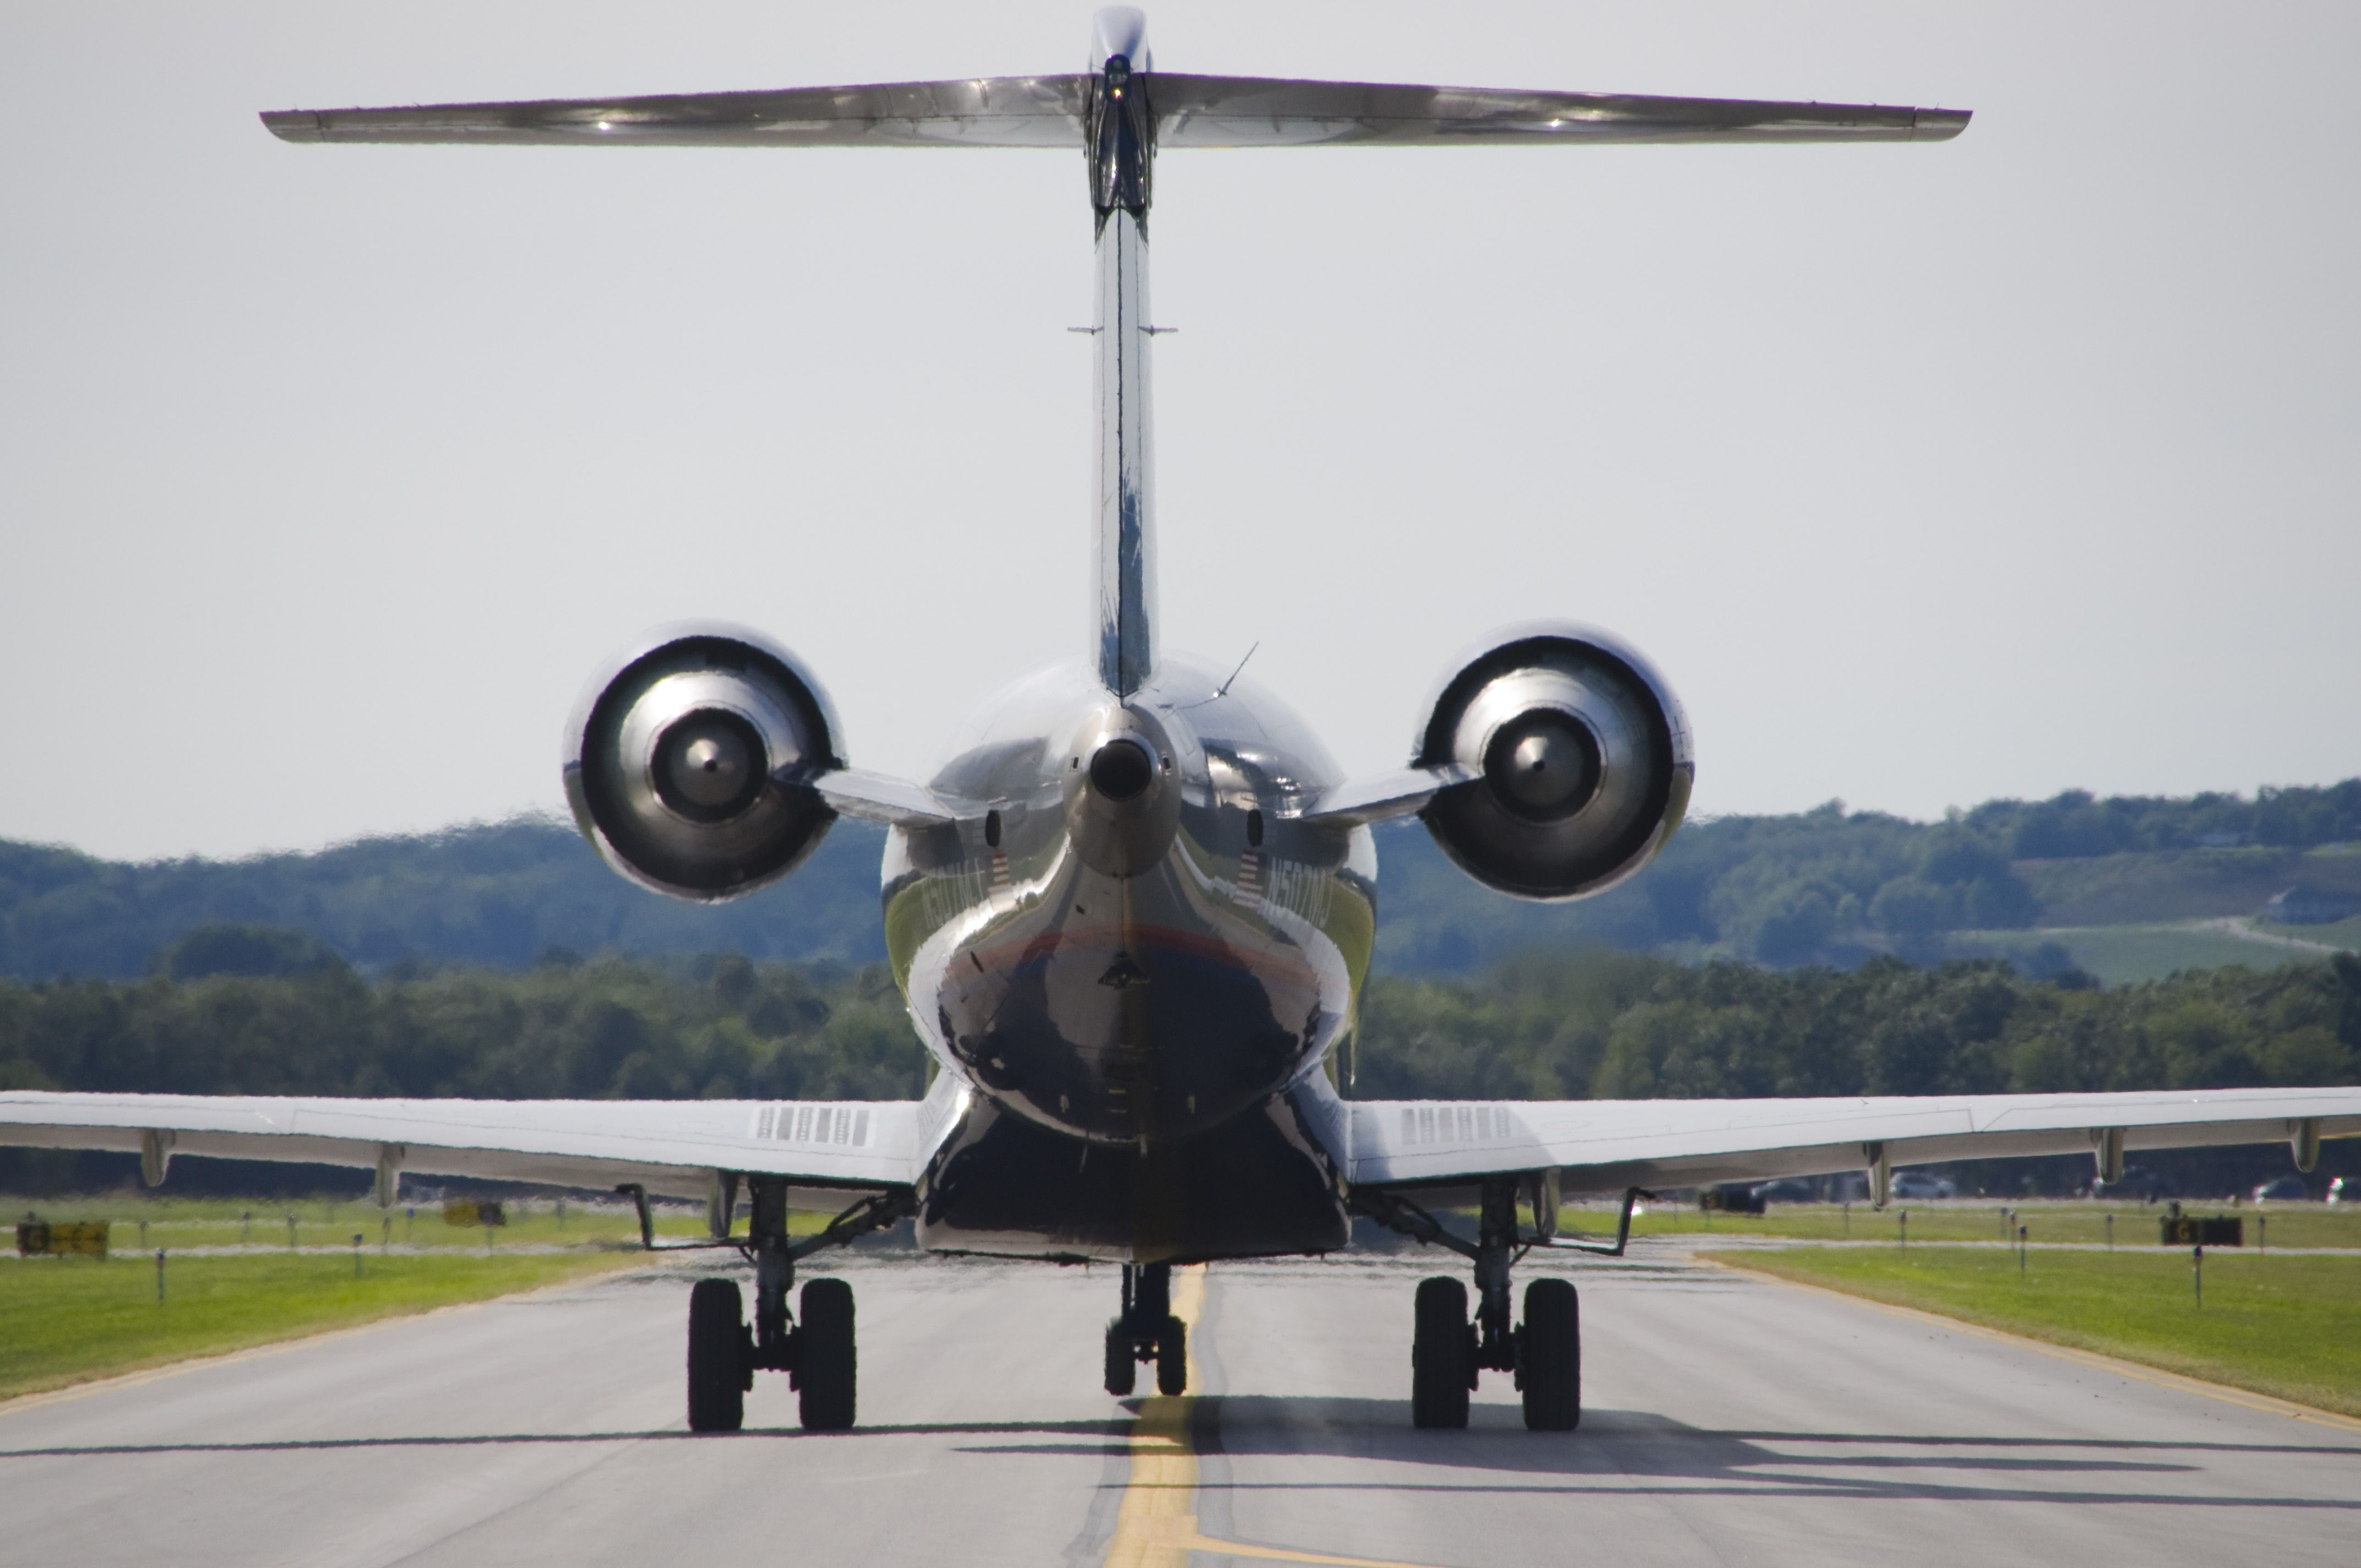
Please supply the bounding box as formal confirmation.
[1353,950,2361,1103]
[4,929,2353,1108]
[6,780,2356,983]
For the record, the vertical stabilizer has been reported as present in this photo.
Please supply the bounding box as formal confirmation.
[1090,8,1156,698]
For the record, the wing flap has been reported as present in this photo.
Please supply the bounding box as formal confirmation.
[1352,1087,2361,1193]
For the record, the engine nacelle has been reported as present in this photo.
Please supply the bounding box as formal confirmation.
[563,625,841,901]
[1416,624,1693,901]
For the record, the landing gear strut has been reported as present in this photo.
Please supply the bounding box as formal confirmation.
[1104,1262,1187,1396]
[1358,1178,1643,1432]
[677,1176,912,1433]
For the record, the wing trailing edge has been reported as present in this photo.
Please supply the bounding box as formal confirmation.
[1350,1087,2361,1194]
[0,1083,972,1202]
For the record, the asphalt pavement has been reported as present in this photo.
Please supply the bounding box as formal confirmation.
[2,1241,2355,1566]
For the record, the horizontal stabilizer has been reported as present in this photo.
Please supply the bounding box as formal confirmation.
[1152,75,1968,147]
[263,74,1965,150]
[263,77,1092,149]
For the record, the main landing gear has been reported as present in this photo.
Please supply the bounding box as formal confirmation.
[1359,1178,1645,1432]
[1103,1262,1188,1397]
[675,1176,913,1433]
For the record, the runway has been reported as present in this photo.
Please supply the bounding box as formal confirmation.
[2,1242,2355,1567]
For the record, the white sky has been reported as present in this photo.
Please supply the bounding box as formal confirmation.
[3,2,2356,862]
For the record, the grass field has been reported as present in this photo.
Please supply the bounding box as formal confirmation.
[1606,1200,2361,1249]
[0,1249,651,1403]
[2253,913,2361,952]
[1709,1244,2361,1419]
[4,1191,835,1253]
[1954,922,2328,984]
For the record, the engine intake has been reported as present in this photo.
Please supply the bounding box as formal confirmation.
[563,626,840,901]
[1416,625,1693,901]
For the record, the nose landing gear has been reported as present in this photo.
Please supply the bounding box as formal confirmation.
[1104,1262,1188,1396]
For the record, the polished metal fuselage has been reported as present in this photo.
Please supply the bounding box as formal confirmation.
[889,656,1372,1261]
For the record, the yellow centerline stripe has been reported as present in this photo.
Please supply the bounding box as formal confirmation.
[1101,1266,1456,1568]
[1707,1255,2361,1435]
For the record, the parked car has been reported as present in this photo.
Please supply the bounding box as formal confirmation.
[1701,1183,1767,1215]
[2095,1167,2177,1202]
[2251,1175,2311,1202]
[1890,1172,1956,1200]
[1750,1179,1821,1206]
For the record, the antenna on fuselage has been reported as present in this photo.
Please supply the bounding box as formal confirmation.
[1215,641,1259,698]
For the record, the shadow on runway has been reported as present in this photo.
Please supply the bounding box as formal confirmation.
[962,1395,2361,1511]
[10,1399,2357,1514]
[0,1416,1131,1462]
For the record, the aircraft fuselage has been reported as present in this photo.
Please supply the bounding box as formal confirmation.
[890,656,1371,1261]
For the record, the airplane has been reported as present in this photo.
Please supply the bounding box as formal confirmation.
[8,9,2359,1435]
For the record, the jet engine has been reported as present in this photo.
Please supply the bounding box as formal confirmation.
[563,625,841,901]
[1416,624,1693,901]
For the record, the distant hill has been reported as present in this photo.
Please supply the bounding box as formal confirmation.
[2,779,2355,983]
[0,818,891,979]
[1372,782,2361,979]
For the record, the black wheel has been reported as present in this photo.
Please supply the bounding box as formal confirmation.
[797,1277,857,1431]
[1519,1277,1581,1431]
[687,1278,747,1433]
[1104,1320,1138,1396]
[1411,1276,1470,1429]
[1156,1315,1188,1396]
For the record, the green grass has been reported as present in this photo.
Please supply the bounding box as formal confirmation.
[2012,846,2321,926]
[3,1191,833,1253]
[1955,922,2327,984]
[0,1248,650,1403]
[1708,1244,2361,1419]
[1603,1200,2361,1249]
[2253,913,2361,952]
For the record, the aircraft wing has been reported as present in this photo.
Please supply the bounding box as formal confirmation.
[262,75,1963,153]
[1348,1086,2361,1194]
[0,1081,969,1204]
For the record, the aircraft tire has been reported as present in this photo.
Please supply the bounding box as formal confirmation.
[1519,1278,1580,1431]
[797,1277,858,1431]
[1105,1320,1138,1396]
[686,1277,747,1433]
[1155,1315,1187,1396]
[1411,1276,1471,1429]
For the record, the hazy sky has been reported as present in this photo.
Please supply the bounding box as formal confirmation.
[4,2,2356,862]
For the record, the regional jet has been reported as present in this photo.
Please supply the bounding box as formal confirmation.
[9,10,2358,1434]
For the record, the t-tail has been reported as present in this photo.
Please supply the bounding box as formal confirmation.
[263,2,1966,709]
